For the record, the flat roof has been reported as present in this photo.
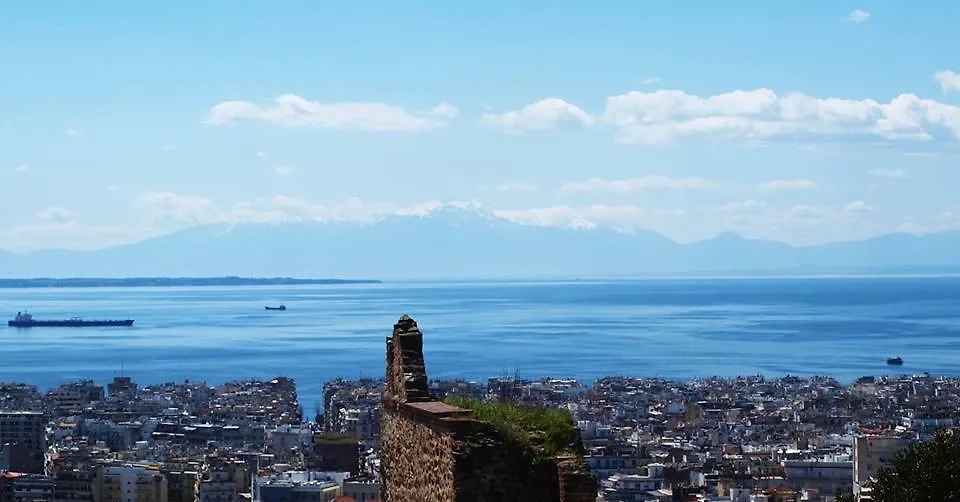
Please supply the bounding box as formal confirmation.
[405,401,471,416]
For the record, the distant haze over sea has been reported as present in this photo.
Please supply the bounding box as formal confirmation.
[2,206,959,279]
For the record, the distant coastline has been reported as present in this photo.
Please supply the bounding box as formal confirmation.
[0,277,382,288]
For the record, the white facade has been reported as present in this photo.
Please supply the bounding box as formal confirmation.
[853,434,913,496]
[664,402,686,416]
[782,458,853,493]
[255,471,345,502]
[96,465,168,502]
[268,425,313,453]
[342,479,381,502]
[901,413,955,432]
[200,470,238,502]
[783,459,852,480]
[339,408,378,444]
[602,463,665,498]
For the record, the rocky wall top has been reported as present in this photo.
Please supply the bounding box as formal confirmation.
[385,314,430,403]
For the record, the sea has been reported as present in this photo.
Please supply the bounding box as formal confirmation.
[1,276,958,414]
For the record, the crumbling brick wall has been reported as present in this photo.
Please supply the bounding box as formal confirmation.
[380,402,458,501]
[379,315,597,502]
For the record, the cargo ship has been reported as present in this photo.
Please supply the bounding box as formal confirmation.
[8,311,135,328]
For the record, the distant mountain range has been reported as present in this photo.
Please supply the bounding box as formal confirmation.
[1,205,959,279]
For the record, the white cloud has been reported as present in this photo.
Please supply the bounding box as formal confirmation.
[133,195,686,240]
[560,176,720,194]
[0,222,153,253]
[393,200,475,217]
[493,204,650,232]
[480,98,595,132]
[65,127,82,137]
[135,194,660,237]
[256,151,267,157]
[138,191,395,226]
[934,70,960,94]
[206,94,456,131]
[233,196,394,223]
[900,207,960,234]
[759,179,817,192]
[869,168,908,178]
[481,181,540,193]
[485,87,960,146]
[421,199,883,245]
[139,192,221,224]
[273,166,295,176]
[640,77,661,85]
[721,200,768,215]
[0,206,150,252]
[602,89,960,145]
[844,9,871,23]
[429,102,459,119]
[843,200,877,216]
[37,206,73,223]
[788,205,825,219]
[709,200,886,245]
[0,193,919,253]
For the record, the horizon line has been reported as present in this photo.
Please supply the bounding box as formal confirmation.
[1,273,959,287]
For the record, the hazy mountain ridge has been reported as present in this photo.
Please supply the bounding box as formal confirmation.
[2,207,959,279]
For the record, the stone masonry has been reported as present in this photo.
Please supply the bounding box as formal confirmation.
[379,315,597,502]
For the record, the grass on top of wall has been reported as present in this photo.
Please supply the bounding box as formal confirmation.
[313,432,359,445]
[442,396,580,461]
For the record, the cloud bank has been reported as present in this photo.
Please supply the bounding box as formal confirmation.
[483,85,960,146]
[207,95,458,131]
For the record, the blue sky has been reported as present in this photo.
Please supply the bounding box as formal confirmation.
[2,1,960,251]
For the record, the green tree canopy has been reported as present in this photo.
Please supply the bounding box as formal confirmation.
[835,488,855,502]
[871,429,960,502]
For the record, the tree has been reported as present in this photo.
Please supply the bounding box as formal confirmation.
[871,429,960,502]
[834,488,855,502]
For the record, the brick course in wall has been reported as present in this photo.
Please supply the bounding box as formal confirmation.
[379,315,597,502]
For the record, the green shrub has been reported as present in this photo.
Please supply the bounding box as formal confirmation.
[313,432,358,445]
[442,396,579,461]
[872,430,960,501]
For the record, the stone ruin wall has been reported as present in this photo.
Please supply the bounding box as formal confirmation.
[380,403,457,502]
[379,315,597,502]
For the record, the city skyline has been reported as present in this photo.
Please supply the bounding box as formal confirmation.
[2,2,960,252]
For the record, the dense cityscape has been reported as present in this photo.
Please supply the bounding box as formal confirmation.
[7,0,960,500]
[0,368,953,502]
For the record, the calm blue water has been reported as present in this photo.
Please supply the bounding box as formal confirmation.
[1,277,958,413]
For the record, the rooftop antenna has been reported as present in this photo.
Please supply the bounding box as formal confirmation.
[120,360,125,377]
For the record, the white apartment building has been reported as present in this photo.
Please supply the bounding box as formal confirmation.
[852,433,914,498]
